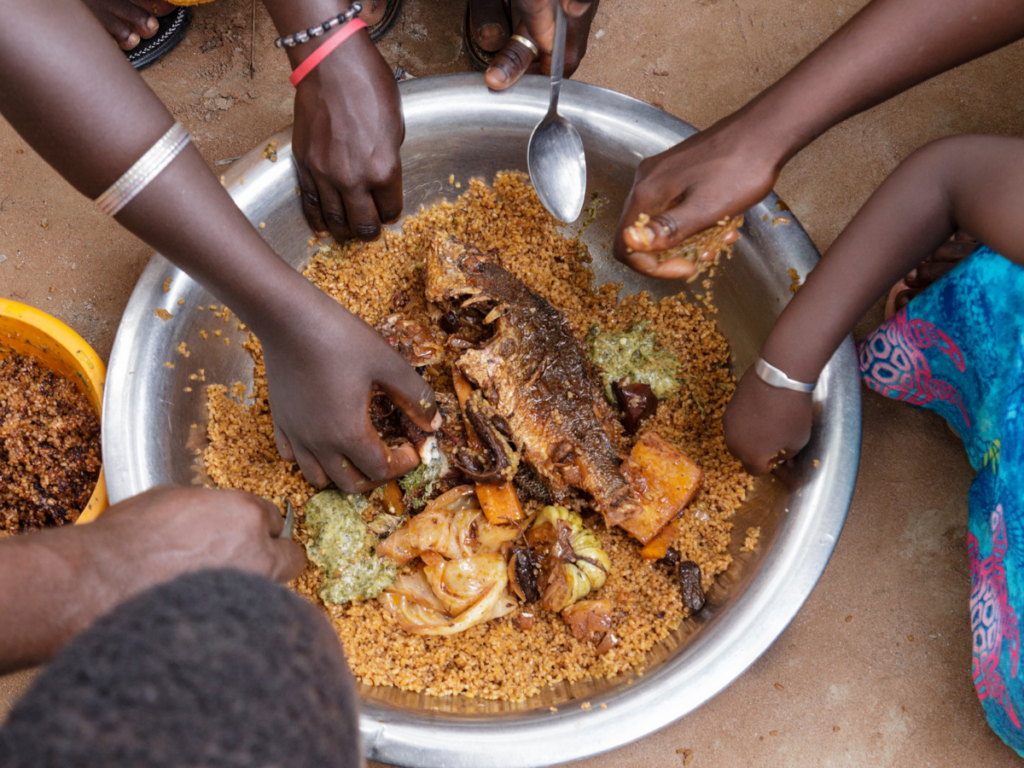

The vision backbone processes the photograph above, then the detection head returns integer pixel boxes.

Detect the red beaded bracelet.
[289,18,368,87]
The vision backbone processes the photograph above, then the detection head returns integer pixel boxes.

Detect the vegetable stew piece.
[584,320,681,403]
[677,560,706,613]
[639,516,684,561]
[378,485,518,565]
[527,505,611,612]
[508,546,542,602]
[612,379,658,434]
[619,431,704,544]
[382,479,406,516]
[303,490,397,604]
[475,481,524,525]
[561,598,614,643]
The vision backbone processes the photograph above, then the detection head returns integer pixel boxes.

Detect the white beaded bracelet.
[94,122,192,217]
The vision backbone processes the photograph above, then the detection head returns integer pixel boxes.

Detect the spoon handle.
[548,0,567,115]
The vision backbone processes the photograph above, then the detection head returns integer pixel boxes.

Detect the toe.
[357,0,388,28]
[101,13,143,49]
[114,1,160,39]
[469,0,510,53]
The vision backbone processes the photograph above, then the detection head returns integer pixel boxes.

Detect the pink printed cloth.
[860,246,1024,755]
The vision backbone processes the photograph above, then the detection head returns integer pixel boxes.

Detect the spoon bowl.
[526,2,587,222]
[527,114,586,222]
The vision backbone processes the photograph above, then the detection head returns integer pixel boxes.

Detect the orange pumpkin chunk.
[639,517,685,561]
[619,432,703,544]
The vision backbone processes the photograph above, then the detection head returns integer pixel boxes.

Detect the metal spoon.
[282,499,295,540]
[527,0,586,223]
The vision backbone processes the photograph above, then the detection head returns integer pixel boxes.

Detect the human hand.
[722,369,813,475]
[0,484,304,672]
[613,115,782,279]
[292,30,404,242]
[484,0,598,90]
[79,485,306,593]
[260,291,438,492]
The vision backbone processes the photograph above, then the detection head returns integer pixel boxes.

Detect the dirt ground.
[2,0,1024,765]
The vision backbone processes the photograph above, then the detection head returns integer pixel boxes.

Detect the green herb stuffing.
[585,320,681,402]
[398,450,444,509]
[303,490,396,605]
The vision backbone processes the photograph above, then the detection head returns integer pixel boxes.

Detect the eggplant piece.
[507,546,542,603]
[677,560,706,614]
[611,379,658,434]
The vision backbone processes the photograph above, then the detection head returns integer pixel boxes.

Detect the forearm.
[735,0,1024,168]
[0,0,329,343]
[763,135,1024,382]
[0,531,103,672]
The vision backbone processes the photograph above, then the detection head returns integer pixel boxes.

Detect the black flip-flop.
[462,0,514,72]
[366,0,403,42]
[126,6,192,70]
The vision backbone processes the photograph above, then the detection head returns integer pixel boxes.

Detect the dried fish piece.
[426,235,643,530]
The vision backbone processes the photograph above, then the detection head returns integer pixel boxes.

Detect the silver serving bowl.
[104,74,861,768]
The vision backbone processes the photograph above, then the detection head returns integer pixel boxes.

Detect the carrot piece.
[452,367,474,407]
[382,479,406,516]
[640,517,683,561]
[619,432,704,544]
[475,482,524,525]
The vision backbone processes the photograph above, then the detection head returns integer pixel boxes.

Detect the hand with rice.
[612,0,1024,280]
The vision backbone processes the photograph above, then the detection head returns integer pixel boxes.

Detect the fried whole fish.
[425,235,643,529]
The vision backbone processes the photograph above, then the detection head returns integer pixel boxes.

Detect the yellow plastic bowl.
[0,298,108,524]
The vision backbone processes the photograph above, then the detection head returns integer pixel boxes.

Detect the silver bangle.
[754,357,816,393]
[95,122,192,217]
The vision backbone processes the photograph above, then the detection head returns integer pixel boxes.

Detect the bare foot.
[886,231,980,318]
[82,0,177,50]
[357,0,390,29]
[469,0,511,54]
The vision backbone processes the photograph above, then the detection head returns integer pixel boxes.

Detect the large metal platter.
[104,73,861,768]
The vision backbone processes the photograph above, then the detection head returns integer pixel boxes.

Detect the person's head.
[0,569,363,767]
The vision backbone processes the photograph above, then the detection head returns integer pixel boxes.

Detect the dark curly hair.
[0,569,362,768]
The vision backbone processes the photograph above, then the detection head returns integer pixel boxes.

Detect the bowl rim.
[0,297,108,523]
[102,72,861,768]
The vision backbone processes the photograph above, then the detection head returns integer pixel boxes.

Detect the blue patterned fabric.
[859,246,1024,755]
